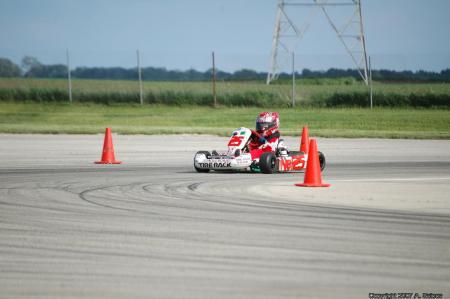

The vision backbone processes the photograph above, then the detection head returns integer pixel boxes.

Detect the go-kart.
[193,127,325,174]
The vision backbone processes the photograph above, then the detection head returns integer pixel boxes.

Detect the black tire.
[194,151,210,173]
[259,152,277,174]
[318,151,326,171]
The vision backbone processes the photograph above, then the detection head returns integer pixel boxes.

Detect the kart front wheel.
[194,151,211,173]
[259,152,277,174]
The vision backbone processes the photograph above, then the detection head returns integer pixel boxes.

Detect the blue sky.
[1,0,449,72]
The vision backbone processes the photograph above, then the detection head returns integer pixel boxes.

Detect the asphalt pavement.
[0,134,449,299]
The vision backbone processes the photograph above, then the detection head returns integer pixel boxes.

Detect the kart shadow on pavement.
[179,169,288,175]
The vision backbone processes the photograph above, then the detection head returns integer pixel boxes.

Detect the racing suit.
[249,129,281,160]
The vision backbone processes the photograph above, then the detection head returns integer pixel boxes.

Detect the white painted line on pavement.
[330,177,450,182]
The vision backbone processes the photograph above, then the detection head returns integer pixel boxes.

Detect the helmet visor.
[256,121,275,132]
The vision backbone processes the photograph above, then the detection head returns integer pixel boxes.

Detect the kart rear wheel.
[194,151,211,173]
[319,151,326,171]
[259,152,277,174]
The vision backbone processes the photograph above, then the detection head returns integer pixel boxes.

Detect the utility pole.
[137,50,144,106]
[369,56,373,109]
[292,51,296,107]
[212,51,217,108]
[66,49,72,103]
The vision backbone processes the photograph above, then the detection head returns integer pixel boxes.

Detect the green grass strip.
[0,102,449,139]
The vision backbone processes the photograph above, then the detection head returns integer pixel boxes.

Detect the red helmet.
[256,112,279,136]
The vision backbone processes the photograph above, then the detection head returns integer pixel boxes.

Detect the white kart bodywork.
[194,127,254,171]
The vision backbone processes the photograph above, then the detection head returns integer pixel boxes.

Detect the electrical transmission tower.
[267,0,369,85]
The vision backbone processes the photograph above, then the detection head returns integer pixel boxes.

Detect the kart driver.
[249,111,287,159]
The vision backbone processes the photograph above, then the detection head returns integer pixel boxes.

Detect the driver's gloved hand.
[259,137,267,144]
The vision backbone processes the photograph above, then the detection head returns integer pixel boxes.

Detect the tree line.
[1,56,449,82]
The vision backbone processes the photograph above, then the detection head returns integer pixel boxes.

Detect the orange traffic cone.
[95,128,121,164]
[295,139,330,187]
[300,126,309,154]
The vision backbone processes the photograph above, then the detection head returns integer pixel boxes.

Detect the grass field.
[1,78,448,138]
[0,102,448,139]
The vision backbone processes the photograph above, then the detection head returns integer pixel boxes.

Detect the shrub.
[0,88,284,107]
[310,92,450,108]
[0,87,448,108]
